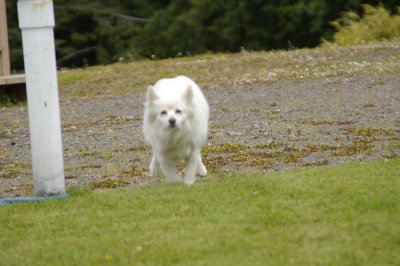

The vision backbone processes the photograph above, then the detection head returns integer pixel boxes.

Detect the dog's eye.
[175,109,182,114]
[160,110,167,115]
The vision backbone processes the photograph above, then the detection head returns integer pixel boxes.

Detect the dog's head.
[146,85,193,129]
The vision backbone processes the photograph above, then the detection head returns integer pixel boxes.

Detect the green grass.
[1,159,399,265]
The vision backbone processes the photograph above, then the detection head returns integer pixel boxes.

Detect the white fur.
[143,75,209,185]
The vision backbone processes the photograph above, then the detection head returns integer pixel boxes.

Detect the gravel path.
[1,73,400,197]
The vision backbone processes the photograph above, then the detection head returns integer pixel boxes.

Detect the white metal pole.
[17,0,65,196]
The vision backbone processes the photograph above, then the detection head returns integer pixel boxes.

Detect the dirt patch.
[1,72,400,197]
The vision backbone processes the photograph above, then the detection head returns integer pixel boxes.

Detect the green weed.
[0,162,31,179]
[302,119,355,126]
[88,177,131,189]
[344,127,399,137]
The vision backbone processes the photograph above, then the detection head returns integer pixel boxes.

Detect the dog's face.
[146,85,193,129]
[155,100,187,129]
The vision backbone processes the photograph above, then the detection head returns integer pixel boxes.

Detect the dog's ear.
[146,85,159,102]
[182,85,193,104]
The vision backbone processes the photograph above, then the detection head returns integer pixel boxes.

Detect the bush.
[326,4,400,46]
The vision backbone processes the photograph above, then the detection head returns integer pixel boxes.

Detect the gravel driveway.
[1,72,399,197]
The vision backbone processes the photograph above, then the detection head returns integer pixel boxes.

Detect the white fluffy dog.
[143,76,209,185]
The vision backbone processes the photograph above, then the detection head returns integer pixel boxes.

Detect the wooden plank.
[0,0,11,76]
[0,1,25,89]
[0,74,25,85]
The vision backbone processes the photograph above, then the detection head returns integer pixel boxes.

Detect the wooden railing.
[0,0,25,85]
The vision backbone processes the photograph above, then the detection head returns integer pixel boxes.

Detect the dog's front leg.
[184,153,198,185]
[160,160,182,183]
[149,155,161,177]
[196,154,208,177]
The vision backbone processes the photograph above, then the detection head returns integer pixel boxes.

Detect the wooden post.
[0,0,11,76]
[17,0,65,196]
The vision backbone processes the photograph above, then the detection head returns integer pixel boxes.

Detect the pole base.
[0,193,68,205]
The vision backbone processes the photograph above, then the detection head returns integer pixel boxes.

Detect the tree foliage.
[5,0,399,69]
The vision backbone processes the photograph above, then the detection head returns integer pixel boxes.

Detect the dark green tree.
[6,0,400,69]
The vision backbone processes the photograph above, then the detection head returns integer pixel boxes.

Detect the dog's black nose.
[169,117,176,126]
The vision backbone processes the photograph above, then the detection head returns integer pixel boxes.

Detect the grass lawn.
[1,159,399,265]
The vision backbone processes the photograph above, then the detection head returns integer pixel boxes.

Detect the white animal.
[143,76,209,185]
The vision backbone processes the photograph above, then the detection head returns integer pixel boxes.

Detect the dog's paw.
[196,164,208,177]
[184,177,196,186]
[149,167,161,177]
[149,161,161,177]
[167,174,183,183]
